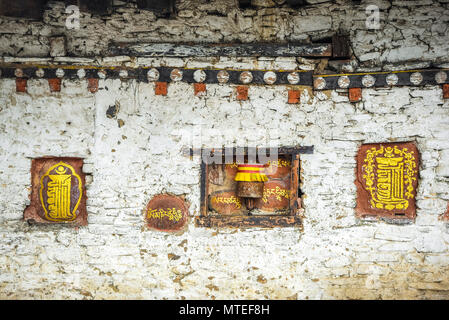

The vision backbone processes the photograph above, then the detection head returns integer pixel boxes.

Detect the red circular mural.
[145,194,189,232]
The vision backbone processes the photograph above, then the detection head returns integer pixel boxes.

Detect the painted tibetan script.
[145,194,188,232]
[24,158,87,225]
[356,143,419,219]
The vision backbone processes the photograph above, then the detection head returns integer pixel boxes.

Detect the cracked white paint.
[0,0,449,300]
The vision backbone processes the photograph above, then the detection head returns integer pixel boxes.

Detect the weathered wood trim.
[181,146,314,158]
[0,64,314,86]
[195,215,302,228]
[136,0,176,17]
[1,63,447,90]
[197,147,305,223]
[200,161,209,217]
[290,153,300,216]
[0,0,46,20]
[108,42,333,57]
[314,69,449,90]
[332,35,351,59]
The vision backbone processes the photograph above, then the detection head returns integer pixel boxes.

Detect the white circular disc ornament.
[314,77,326,90]
[410,72,423,85]
[56,68,65,78]
[170,69,183,82]
[362,74,375,87]
[287,72,300,84]
[263,71,277,84]
[435,71,447,84]
[77,69,86,79]
[338,76,350,88]
[386,74,398,86]
[147,68,160,82]
[239,71,253,84]
[193,70,206,83]
[35,68,45,78]
[217,70,229,84]
[15,68,24,78]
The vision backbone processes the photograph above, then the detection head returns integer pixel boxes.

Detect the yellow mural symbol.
[40,162,82,222]
[211,196,242,209]
[147,208,183,222]
[262,186,289,203]
[362,146,417,211]
[266,159,291,168]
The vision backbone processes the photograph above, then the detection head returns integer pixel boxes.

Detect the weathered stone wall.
[0,0,449,300]
[0,0,449,70]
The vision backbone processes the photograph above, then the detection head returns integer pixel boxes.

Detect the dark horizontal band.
[1,64,448,89]
[313,69,449,90]
[0,65,313,86]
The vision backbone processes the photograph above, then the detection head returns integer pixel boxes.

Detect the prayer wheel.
[234,163,268,211]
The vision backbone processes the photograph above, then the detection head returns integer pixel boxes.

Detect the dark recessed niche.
[194,147,307,229]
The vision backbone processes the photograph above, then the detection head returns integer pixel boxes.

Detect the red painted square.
[155,82,168,96]
[355,142,419,221]
[194,83,206,96]
[16,78,27,93]
[23,157,88,226]
[443,84,449,99]
[288,90,300,104]
[48,78,61,92]
[349,87,362,102]
[236,85,248,101]
[87,78,98,93]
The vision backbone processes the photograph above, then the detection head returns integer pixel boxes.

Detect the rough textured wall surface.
[0,0,448,70]
[1,71,449,299]
[0,0,449,300]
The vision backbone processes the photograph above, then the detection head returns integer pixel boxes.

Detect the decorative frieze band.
[313,69,449,90]
[0,65,313,86]
[1,65,448,90]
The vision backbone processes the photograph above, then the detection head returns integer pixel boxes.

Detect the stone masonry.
[0,0,448,299]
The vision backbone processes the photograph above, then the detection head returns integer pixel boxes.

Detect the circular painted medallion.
[263,71,277,84]
[145,194,189,232]
[193,69,207,83]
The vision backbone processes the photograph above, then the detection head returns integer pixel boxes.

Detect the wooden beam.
[195,215,302,228]
[238,0,252,9]
[286,0,307,8]
[65,0,113,15]
[181,146,314,158]
[79,0,112,16]
[0,0,46,20]
[109,42,332,57]
[136,0,175,17]
[332,34,351,59]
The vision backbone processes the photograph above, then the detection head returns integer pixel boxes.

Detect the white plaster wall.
[0,0,449,300]
[0,72,449,299]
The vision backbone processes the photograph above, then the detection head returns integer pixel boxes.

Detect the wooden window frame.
[192,147,310,228]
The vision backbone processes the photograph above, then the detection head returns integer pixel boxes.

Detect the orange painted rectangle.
[236,85,248,100]
[443,84,449,99]
[155,82,168,96]
[48,78,61,92]
[16,78,27,93]
[87,78,98,93]
[194,83,206,96]
[349,87,362,102]
[288,90,300,104]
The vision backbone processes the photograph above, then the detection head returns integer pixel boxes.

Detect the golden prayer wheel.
[234,163,268,211]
